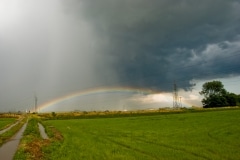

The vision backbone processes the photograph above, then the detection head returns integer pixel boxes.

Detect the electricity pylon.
[173,82,179,108]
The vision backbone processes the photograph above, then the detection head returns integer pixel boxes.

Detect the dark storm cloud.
[1,0,240,112]
[64,0,240,91]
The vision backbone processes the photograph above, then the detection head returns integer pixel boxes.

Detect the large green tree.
[199,80,238,108]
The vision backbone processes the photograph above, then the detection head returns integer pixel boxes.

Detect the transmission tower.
[173,82,179,108]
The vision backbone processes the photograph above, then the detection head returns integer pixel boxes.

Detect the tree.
[201,94,227,108]
[225,93,237,106]
[199,81,226,98]
[52,112,56,117]
[237,95,240,106]
[199,80,237,108]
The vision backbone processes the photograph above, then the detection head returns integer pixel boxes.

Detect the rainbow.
[37,86,161,112]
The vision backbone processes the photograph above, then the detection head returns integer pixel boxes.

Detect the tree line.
[199,80,240,108]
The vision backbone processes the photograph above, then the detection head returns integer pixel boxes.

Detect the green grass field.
[0,117,25,146]
[0,118,16,130]
[42,109,240,160]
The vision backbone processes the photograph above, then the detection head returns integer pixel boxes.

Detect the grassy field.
[41,109,240,160]
[0,117,26,146]
[0,118,16,130]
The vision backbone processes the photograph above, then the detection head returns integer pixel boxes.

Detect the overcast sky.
[0,0,240,112]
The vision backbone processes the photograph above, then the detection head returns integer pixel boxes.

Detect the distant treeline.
[37,107,240,120]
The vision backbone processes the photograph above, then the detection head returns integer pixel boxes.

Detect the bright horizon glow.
[37,86,161,112]
[36,86,199,113]
[29,76,240,112]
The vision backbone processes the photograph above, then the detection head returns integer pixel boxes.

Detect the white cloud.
[137,93,173,104]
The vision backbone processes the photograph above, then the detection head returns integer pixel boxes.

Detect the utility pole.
[173,82,179,108]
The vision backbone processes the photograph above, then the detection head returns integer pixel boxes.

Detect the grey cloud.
[63,0,240,90]
[1,0,240,112]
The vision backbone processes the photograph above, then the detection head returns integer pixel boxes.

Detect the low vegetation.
[38,108,240,160]
[0,116,25,146]
[13,117,49,160]
[5,108,239,159]
[38,108,186,120]
[0,118,16,130]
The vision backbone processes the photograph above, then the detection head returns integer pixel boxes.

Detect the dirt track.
[0,122,27,160]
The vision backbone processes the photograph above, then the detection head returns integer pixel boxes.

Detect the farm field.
[0,118,16,130]
[42,109,240,160]
[0,116,25,147]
